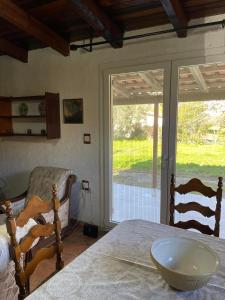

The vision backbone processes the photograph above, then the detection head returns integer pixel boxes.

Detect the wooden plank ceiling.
[0,0,224,62]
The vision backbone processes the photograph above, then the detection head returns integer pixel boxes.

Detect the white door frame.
[101,61,172,228]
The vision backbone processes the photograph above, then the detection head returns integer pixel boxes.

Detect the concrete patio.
[112,183,225,239]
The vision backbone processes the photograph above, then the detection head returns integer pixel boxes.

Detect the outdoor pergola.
[112,62,225,188]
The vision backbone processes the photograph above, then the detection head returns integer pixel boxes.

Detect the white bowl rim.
[150,236,220,277]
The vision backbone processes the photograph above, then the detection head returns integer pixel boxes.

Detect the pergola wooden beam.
[0,0,69,56]
[160,0,188,37]
[69,0,123,48]
[189,66,208,93]
[0,38,28,62]
[139,72,162,91]
[112,81,130,98]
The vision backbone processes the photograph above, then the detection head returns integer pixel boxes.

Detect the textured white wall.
[0,16,225,226]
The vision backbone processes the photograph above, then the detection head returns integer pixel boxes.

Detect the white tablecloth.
[26,220,225,300]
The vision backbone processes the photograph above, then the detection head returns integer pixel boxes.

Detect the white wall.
[0,15,225,226]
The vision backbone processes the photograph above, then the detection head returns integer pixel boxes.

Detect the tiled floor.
[30,224,105,291]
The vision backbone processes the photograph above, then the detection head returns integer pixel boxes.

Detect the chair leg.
[26,278,30,296]
[18,285,28,300]
[24,249,32,295]
[56,254,64,271]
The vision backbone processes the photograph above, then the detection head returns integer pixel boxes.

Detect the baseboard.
[61,218,78,239]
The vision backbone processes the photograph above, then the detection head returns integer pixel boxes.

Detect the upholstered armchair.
[0,166,76,238]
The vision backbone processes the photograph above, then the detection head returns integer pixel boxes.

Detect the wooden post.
[152,103,159,188]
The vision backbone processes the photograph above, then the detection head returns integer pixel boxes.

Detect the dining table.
[26,219,225,300]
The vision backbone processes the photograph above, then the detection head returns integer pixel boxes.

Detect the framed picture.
[63,98,83,124]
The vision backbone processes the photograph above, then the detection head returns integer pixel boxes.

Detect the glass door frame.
[168,54,225,223]
[102,61,172,228]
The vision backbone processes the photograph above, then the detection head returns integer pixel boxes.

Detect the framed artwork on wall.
[63,98,83,124]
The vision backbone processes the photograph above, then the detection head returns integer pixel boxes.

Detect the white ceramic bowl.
[150,237,219,291]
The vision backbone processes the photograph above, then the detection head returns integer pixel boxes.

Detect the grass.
[113,139,225,178]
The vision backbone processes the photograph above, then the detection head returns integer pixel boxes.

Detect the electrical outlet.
[81,180,90,191]
[83,133,91,144]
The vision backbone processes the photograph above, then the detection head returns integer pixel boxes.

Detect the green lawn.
[113,139,225,178]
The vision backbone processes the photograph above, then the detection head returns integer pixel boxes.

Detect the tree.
[113,104,153,139]
[177,100,225,145]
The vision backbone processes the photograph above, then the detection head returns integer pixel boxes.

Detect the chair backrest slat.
[18,224,55,255]
[23,245,61,284]
[174,220,214,236]
[175,202,215,218]
[170,174,223,237]
[16,196,52,227]
[5,184,64,300]
[175,178,216,197]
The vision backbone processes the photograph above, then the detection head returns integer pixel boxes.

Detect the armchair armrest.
[0,191,27,214]
[8,191,27,203]
[61,175,76,205]
[0,203,5,214]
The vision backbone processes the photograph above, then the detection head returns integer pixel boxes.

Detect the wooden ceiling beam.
[69,0,123,48]
[160,0,188,37]
[0,38,28,62]
[0,0,69,56]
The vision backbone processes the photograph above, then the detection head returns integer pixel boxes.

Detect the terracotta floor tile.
[30,226,105,292]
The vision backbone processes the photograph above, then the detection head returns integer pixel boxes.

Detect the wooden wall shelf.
[0,92,60,139]
[11,133,47,137]
[0,115,46,119]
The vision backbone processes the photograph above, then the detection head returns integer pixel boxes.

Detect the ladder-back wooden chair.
[170,174,223,237]
[5,185,64,300]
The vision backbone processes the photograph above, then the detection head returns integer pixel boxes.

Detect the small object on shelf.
[38,101,46,116]
[41,129,46,135]
[0,93,60,139]
[19,102,28,116]
[0,129,12,135]
[27,129,32,135]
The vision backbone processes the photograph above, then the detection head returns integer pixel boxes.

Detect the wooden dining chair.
[170,174,223,237]
[5,185,64,300]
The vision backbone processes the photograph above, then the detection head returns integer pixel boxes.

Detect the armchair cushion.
[2,167,75,231]
[26,167,72,203]
[25,166,75,230]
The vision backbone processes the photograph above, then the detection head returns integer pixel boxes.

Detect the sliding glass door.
[103,62,171,226]
[103,55,225,235]
[170,58,225,238]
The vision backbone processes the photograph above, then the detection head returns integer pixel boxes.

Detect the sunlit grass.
[113,139,225,178]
